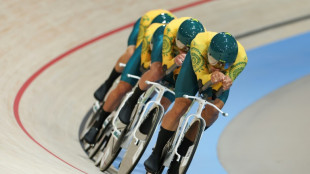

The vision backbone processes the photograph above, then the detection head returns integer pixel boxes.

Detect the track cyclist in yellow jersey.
[118,17,205,127]
[84,10,176,144]
[93,9,175,102]
[144,32,248,174]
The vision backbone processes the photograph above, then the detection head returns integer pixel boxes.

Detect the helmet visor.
[175,37,189,52]
[208,53,233,70]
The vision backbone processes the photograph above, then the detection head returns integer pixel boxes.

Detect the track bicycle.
[79,63,125,159]
[117,75,175,174]
[98,74,174,173]
[149,94,228,174]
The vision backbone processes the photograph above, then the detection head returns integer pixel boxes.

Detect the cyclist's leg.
[167,93,229,173]
[165,56,201,173]
[161,93,174,112]
[139,62,165,89]
[112,18,141,72]
[199,89,229,130]
[93,18,140,101]
[102,81,133,112]
[110,18,141,73]
[85,45,142,144]
[162,54,198,131]
[144,54,198,172]
[114,45,136,72]
[169,85,230,173]
[85,83,133,144]
[119,24,167,123]
[119,61,165,125]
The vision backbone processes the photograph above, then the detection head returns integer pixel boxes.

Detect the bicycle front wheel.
[175,118,205,174]
[118,106,163,173]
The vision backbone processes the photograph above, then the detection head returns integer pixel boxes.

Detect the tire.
[79,108,97,141]
[87,121,112,159]
[175,118,204,174]
[79,102,103,140]
[118,106,162,174]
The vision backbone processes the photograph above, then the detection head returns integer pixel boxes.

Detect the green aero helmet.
[209,32,238,69]
[177,18,205,47]
[151,13,175,24]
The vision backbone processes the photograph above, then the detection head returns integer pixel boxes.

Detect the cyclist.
[118,18,205,126]
[84,13,176,144]
[93,9,175,102]
[144,32,248,173]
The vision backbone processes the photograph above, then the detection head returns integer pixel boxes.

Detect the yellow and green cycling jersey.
[140,23,166,70]
[190,31,248,90]
[161,17,192,76]
[136,9,175,47]
[121,23,167,86]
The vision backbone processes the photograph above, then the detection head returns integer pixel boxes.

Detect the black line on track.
[235,14,310,39]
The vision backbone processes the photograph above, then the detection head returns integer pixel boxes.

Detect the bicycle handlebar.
[127,74,175,95]
[183,95,228,117]
[145,81,175,95]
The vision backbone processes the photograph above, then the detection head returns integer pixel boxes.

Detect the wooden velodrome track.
[1,0,310,173]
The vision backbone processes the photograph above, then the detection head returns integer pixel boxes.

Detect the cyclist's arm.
[140,33,152,70]
[162,26,176,70]
[150,26,165,63]
[211,43,247,92]
[189,38,212,88]
[225,43,248,82]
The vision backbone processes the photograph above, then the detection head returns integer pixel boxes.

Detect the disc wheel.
[99,120,127,172]
[173,119,204,174]
[79,106,99,141]
[87,121,113,159]
[118,106,162,173]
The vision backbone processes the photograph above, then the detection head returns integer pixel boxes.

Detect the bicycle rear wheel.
[99,120,127,171]
[118,106,163,173]
[176,118,205,174]
[87,120,112,159]
[79,106,99,140]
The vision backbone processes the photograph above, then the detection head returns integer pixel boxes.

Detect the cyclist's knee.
[201,105,220,127]
[160,97,172,111]
[170,98,191,118]
[125,45,135,58]
[116,46,136,71]
[150,62,164,79]
[115,81,132,95]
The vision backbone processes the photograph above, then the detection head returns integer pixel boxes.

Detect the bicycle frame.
[131,80,175,145]
[120,83,157,148]
[163,94,228,167]
[121,74,175,148]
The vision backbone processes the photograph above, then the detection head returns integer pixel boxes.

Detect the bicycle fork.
[132,81,175,145]
[165,95,228,165]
